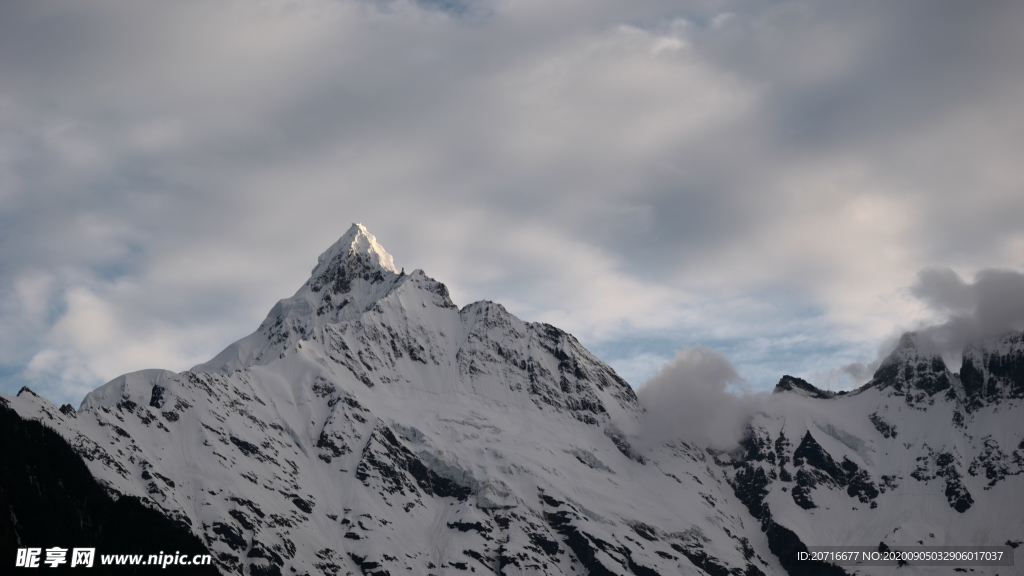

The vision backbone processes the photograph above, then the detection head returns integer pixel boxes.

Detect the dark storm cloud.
[1,0,1023,404]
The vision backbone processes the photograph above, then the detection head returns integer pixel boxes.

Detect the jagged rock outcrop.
[961,331,1024,410]
[867,332,955,405]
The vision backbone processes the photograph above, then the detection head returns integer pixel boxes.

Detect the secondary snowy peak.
[858,329,1024,412]
[866,332,955,401]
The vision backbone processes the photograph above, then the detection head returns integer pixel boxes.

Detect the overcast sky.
[2,0,1024,406]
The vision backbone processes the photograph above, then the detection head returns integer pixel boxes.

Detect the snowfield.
[5,224,1023,575]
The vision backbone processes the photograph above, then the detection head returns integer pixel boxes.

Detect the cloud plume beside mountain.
[636,347,764,450]
[913,267,1024,362]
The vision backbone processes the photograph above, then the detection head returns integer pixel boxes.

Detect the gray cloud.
[911,267,975,315]
[2,0,1024,404]
[636,347,762,450]
[840,360,880,384]
[912,267,1024,362]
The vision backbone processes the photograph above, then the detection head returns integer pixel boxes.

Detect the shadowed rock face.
[0,399,219,576]
[961,331,1024,410]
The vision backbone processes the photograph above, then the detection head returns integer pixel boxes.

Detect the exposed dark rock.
[911,449,974,512]
[447,521,492,538]
[630,522,658,542]
[228,496,266,519]
[625,552,661,576]
[868,413,897,439]
[0,402,219,575]
[731,462,770,519]
[766,516,848,576]
[248,540,285,567]
[249,563,282,576]
[792,432,844,482]
[967,437,1024,489]
[961,331,1024,410]
[543,503,619,576]
[671,543,732,576]
[787,432,879,508]
[791,470,817,510]
[774,376,834,399]
[878,542,907,567]
[355,425,471,501]
[230,435,267,461]
[291,497,314,514]
[211,521,246,552]
[228,509,257,531]
[528,532,560,556]
[349,552,391,576]
[604,426,646,464]
[867,333,952,405]
[150,385,166,408]
[846,468,880,503]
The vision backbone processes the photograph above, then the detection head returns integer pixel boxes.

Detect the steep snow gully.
[5,224,1023,575]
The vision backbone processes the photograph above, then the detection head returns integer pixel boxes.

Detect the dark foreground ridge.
[0,396,220,575]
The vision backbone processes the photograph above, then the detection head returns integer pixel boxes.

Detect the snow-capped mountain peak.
[5,228,1023,576]
[314,222,398,276]
[868,331,955,401]
[190,225,409,374]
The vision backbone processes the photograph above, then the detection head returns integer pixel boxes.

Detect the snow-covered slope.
[721,334,1024,575]
[5,224,1023,576]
